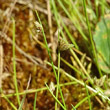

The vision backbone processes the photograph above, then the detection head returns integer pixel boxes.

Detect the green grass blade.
[45,83,66,110]
[3,81,77,98]
[60,57,85,78]
[101,0,105,16]
[85,84,92,110]
[55,31,66,109]
[64,0,87,29]
[12,18,20,106]
[2,93,17,110]
[35,10,58,81]
[75,93,97,109]
[33,92,37,110]
[18,94,26,110]
[71,104,76,110]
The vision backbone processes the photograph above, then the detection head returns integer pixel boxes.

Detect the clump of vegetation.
[0,0,110,110]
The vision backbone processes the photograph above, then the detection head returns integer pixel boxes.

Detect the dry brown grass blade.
[47,0,56,62]
[2,0,17,34]
[0,45,3,88]
[17,0,48,15]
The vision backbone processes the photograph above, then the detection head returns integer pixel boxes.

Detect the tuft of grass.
[46,61,110,102]
[2,1,110,109]
[51,0,93,84]
[82,0,107,89]
[35,10,66,109]
[57,0,88,41]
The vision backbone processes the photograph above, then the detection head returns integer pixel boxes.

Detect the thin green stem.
[35,11,58,80]
[101,0,105,16]
[33,92,37,110]
[60,57,86,78]
[2,93,17,110]
[71,104,76,110]
[1,88,17,110]
[70,49,93,84]
[2,81,77,98]
[56,44,66,109]
[85,84,92,110]
[95,0,99,21]
[12,18,20,106]
[75,93,97,109]
[46,83,66,110]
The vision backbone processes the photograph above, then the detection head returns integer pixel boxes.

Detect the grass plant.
[1,0,110,109]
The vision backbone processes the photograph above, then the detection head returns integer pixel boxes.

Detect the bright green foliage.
[93,15,110,73]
